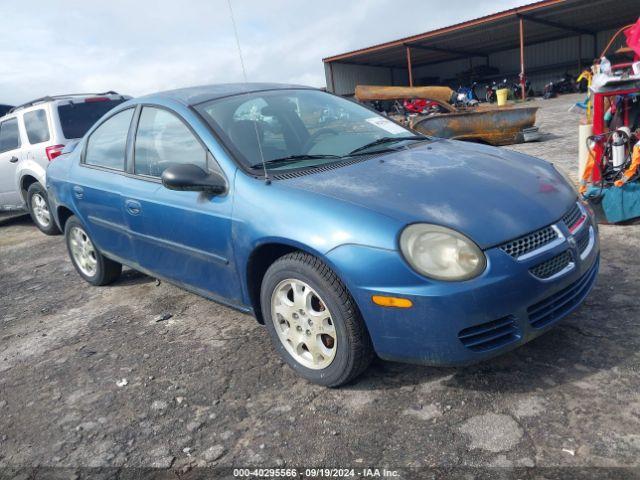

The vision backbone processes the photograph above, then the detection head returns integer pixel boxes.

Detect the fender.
[237,236,331,306]
[16,160,47,200]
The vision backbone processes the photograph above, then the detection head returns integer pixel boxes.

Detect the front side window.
[84,108,134,170]
[134,107,206,177]
[196,89,416,172]
[24,109,50,144]
[0,118,21,153]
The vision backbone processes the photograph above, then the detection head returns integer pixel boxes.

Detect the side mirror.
[161,164,226,195]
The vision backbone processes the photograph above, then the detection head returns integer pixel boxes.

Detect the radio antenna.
[226,0,270,184]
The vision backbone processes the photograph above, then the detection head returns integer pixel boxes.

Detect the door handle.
[73,186,84,199]
[125,199,141,216]
[9,156,18,163]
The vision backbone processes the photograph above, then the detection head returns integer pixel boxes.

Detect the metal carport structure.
[323,0,639,97]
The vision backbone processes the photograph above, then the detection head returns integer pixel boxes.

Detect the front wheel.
[64,215,122,286]
[27,182,60,235]
[261,252,374,387]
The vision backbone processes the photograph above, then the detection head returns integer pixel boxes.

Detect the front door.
[0,117,24,210]
[122,106,240,304]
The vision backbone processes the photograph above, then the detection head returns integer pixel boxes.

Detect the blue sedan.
[46,83,599,386]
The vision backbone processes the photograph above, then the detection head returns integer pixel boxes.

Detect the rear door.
[71,107,136,261]
[121,105,240,303]
[0,117,24,209]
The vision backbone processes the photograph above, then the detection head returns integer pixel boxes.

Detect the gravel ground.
[1,94,639,477]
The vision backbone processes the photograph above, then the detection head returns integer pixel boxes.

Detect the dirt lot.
[1,94,640,476]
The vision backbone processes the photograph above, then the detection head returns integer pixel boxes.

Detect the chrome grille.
[529,250,572,279]
[576,228,590,255]
[562,203,583,231]
[499,226,558,258]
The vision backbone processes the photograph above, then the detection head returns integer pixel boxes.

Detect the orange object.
[579,143,597,195]
[371,295,413,308]
[615,142,640,187]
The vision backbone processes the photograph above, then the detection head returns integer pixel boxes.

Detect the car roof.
[146,83,316,106]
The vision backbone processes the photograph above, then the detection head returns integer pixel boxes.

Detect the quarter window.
[84,108,134,170]
[0,118,21,153]
[24,109,51,144]
[134,107,206,177]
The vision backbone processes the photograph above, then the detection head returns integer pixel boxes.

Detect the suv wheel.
[261,252,374,387]
[27,183,60,235]
[64,215,122,286]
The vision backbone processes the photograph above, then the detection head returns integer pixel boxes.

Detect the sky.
[1,0,531,105]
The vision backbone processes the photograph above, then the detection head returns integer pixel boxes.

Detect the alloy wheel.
[31,193,51,227]
[69,226,98,277]
[271,278,337,370]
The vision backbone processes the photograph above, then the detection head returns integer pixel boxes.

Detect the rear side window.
[58,100,125,139]
[0,118,21,153]
[134,107,206,177]
[84,109,134,171]
[24,109,50,144]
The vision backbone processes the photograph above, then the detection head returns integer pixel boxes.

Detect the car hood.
[282,140,576,249]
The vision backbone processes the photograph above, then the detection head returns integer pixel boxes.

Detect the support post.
[406,46,413,87]
[578,35,582,72]
[329,62,335,93]
[519,17,526,101]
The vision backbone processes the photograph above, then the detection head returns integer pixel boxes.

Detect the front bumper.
[326,210,600,366]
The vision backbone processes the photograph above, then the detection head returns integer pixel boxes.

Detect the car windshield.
[195,89,420,171]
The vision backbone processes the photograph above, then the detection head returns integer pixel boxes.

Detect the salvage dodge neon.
[46,84,599,386]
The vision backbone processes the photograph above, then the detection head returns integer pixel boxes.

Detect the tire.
[64,215,122,286]
[261,251,374,387]
[27,182,60,235]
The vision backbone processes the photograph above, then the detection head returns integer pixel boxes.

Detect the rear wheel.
[64,216,122,286]
[261,252,374,387]
[27,183,60,235]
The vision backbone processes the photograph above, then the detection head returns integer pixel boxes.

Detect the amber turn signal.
[371,295,413,308]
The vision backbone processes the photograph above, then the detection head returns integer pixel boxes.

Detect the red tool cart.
[580,21,640,224]
[591,82,640,183]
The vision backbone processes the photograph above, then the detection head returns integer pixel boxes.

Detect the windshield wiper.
[348,135,428,156]
[250,154,343,170]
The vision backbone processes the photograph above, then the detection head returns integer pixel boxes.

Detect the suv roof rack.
[8,91,123,114]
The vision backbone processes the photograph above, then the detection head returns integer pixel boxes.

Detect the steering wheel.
[302,127,339,153]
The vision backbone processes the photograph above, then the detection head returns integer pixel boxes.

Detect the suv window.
[84,108,134,170]
[0,118,21,153]
[24,109,50,144]
[58,100,126,139]
[134,107,206,177]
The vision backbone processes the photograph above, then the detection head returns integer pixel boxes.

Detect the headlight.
[400,224,486,281]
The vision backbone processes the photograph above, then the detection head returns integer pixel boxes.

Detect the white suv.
[0,92,129,234]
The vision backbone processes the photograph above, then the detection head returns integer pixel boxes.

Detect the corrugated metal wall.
[324,63,408,96]
[326,27,621,96]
